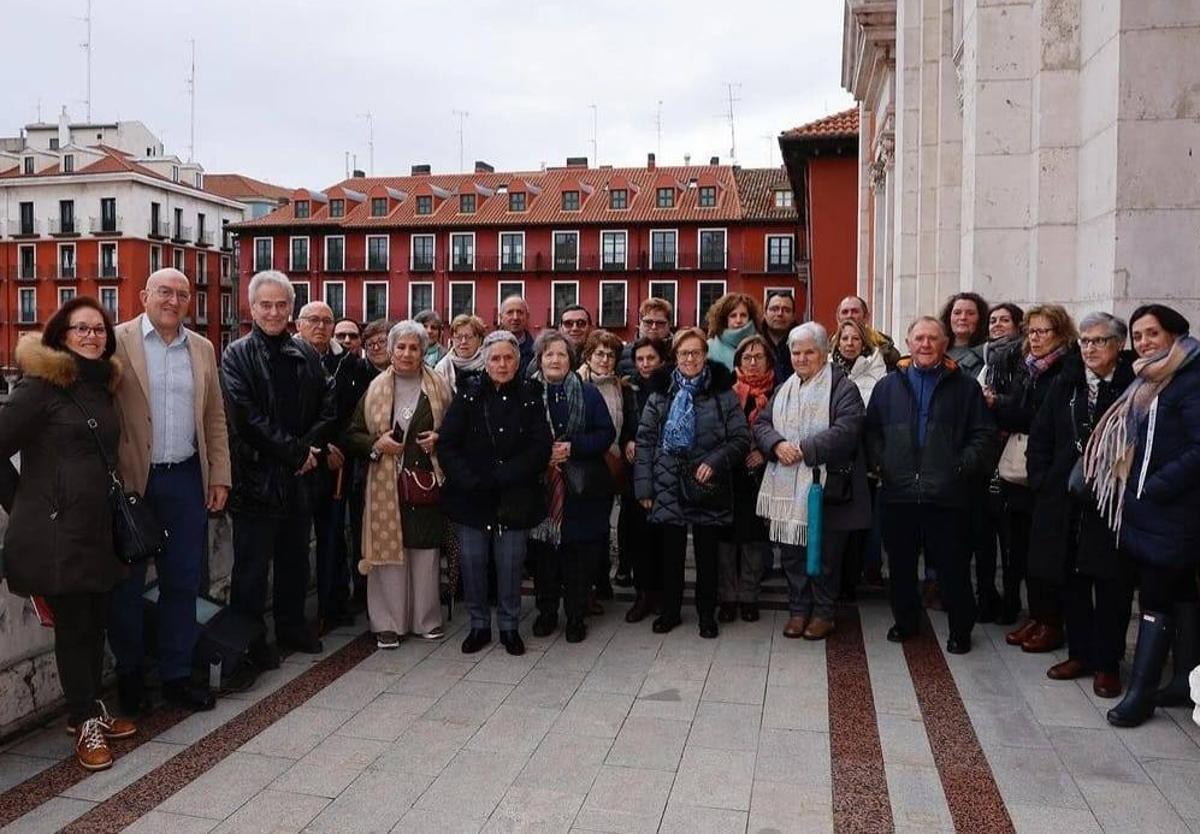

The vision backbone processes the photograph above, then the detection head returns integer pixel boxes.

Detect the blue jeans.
[456,524,527,631]
[108,456,208,682]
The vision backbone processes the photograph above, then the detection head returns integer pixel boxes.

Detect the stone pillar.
[934,0,963,306]
[891,0,925,333]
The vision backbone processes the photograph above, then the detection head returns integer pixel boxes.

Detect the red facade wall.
[807,156,859,331]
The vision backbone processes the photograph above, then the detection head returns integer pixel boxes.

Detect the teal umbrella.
[807,467,823,576]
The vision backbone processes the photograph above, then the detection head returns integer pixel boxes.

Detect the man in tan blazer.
[110,267,231,714]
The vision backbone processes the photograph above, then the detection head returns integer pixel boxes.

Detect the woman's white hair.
[247,270,295,307]
[1078,311,1128,343]
[388,320,428,354]
[481,329,519,359]
[787,321,829,352]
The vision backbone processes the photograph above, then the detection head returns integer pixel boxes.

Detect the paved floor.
[2,596,1200,833]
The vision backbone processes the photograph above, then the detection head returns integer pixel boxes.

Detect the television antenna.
[588,104,598,165]
[187,39,197,162]
[724,82,741,164]
[358,112,374,175]
[655,100,663,156]
[79,0,93,121]
[452,109,469,172]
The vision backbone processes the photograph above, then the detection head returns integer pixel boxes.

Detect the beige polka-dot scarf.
[358,365,450,575]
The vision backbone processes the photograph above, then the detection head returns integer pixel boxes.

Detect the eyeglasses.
[452,332,479,343]
[153,287,191,303]
[741,352,767,364]
[365,338,387,350]
[1078,336,1116,349]
[68,324,107,338]
[590,349,616,360]
[561,319,589,329]
[676,349,705,360]
[641,317,670,329]
[300,315,334,326]
[1027,327,1055,337]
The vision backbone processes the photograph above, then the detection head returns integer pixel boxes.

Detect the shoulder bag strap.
[62,388,122,489]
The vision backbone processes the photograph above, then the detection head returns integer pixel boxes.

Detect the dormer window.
[656,187,674,208]
[460,194,476,214]
[609,189,627,210]
[195,172,203,188]
[171,165,179,182]
[416,196,433,215]
[698,186,716,208]
[774,189,794,208]
[294,200,310,218]
[23,157,34,174]
[330,199,345,218]
[561,190,580,211]
[509,192,526,212]
[63,154,75,173]
[371,197,387,217]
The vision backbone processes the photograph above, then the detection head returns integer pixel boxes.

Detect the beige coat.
[113,315,232,495]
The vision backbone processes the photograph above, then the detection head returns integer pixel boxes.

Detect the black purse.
[822,464,855,506]
[680,466,731,510]
[561,458,615,500]
[66,392,168,565]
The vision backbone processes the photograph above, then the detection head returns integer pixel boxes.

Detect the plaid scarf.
[1025,344,1070,380]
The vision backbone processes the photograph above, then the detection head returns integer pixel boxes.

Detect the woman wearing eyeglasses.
[434,314,486,394]
[0,297,134,771]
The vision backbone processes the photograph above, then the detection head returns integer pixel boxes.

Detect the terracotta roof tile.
[204,173,292,202]
[781,108,859,140]
[732,168,799,221]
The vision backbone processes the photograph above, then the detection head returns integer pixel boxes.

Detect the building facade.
[842,0,1200,335]
[204,173,291,219]
[232,158,804,339]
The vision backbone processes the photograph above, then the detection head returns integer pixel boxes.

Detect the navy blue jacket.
[547,379,616,544]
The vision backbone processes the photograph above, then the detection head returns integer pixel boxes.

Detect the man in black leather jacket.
[221,271,337,662]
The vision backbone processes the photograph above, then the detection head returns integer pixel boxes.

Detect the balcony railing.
[7,219,40,237]
[197,229,215,247]
[366,256,389,272]
[16,262,38,280]
[98,264,120,280]
[287,260,311,274]
[90,216,122,234]
[172,225,193,243]
[410,257,435,273]
[149,219,170,239]
[47,217,78,235]
[56,264,77,280]
[449,257,475,272]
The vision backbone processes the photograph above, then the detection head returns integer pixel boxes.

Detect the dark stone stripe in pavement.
[57,632,376,834]
[902,613,1015,834]
[827,604,895,834]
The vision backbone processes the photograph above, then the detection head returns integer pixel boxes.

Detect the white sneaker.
[376,631,401,649]
[418,626,446,641]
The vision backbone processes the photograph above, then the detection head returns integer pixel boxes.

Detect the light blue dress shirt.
[141,313,197,464]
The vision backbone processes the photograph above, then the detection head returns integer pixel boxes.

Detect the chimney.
[474,160,494,174]
[352,169,365,178]
[710,156,720,165]
[565,156,588,168]
[683,153,691,166]
[647,152,656,170]
[57,106,70,149]
[411,164,432,176]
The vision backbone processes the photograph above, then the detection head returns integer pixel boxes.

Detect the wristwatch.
[369,449,382,463]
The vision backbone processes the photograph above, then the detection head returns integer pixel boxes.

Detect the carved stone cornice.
[842,0,898,102]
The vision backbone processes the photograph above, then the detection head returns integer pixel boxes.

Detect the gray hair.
[500,295,529,314]
[1078,311,1128,343]
[787,321,829,352]
[532,329,576,370]
[247,270,295,306]
[482,329,519,359]
[387,320,428,354]
[414,308,442,327]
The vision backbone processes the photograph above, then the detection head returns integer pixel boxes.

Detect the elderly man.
[865,316,997,654]
[109,268,231,713]
[761,293,797,385]
[617,296,673,376]
[333,318,363,357]
[836,295,901,371]
[222,271,337,662]
[499,295,535,374]
[558,304,593,360]
[295,301,371,632]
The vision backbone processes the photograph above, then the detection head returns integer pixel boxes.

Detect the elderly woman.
[706,292,762,371]
[990,305,1079,650]
[527,332,616,643]
[434,313,486,393]
[717,334,777,623]
[831,319,887,407]
[439,331,552,656]
[578,329,638,591]
[0,298,135,771]
[940,292,989,379]
[635,327,750,637]
[362,319,393,376]
[1089,305,1200,727]
[415,309,447,367]
[1027,313,1135,699]
[754,323,868,639]
[344,321,452,648]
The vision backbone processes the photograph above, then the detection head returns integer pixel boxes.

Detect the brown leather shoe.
[1021,623,1065,653]
[1093,671,1122,699]
[783,615,809,639]
[75,719,113,771]
[803,617,836,641]
[1046,658,1090,680]
[66,701,137,740]
[1005,619,1039,646]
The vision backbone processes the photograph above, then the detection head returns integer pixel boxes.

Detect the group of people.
[2,267,1197,773]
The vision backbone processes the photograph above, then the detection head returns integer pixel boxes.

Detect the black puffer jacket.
[634,362,750,526]
[221,326,337,516]
[438,374,552,531]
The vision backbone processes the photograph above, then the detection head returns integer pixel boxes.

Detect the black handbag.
[680,464,731,510]
[822,464,855,506]
[66,392,168,565]
[561,458,615,500]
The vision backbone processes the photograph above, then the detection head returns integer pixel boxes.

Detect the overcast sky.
[5,0,854,188]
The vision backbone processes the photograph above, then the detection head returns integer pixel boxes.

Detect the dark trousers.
[347,464,368,600]
[108,456,208,682]
[1065,571,1135,674]
[967,481,999,601]
[46,592,107,725]
[1001,490,1031,612]
[1139,563,1200,612]
[457,524,527,631]
[781,530,849,620]
[1027,577,1063,626]
[312,473,350,620]
[620,495,662,593]
[532,538,601,621]
[231,496,312,639]
[882,503,976,638]
[660,523,721,621]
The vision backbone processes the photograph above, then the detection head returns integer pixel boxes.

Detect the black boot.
[1108,611,1173,728]
[1157,602,1200,707]
[117,671,152,717]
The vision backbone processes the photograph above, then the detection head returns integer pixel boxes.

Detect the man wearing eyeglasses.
[333,318,363,357]
[617,296,674,376]
[558,304,593,363]
[110,268,232,715]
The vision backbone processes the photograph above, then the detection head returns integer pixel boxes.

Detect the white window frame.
[290,281,311,314]
[599,230,628,270]
[366,234,390,271]
[497,280,525,313]
[648,280,679,326]
[695,280,728,328]
[597,280,628,329]
[410,234,436,272]
[498,231,526,271]
[99,240,118,279]
[764,234,796,272]
[650,229,678,269]
[322,280,347,318]
[449,281,476,318]
[99,286,119,318]
[697,228,728,270]
[253,236,273,271]
[551,230,580,271]
[58,286,77,306]
[289,235,310,271]
[57,242,76,279]
[18,287,37,323]
[773,189,794,209]
[324,235,345,271]
[449,232,476,271]
[408,281,435,317]
[196,289,208,324]
[150,244,161,273]
[196,250,207,285]
[363,281,390,321]
[173,248,185,273]
[550,280,580,327]
[221,255,231,279]
[220,291,233,323]
[18,244,36,279]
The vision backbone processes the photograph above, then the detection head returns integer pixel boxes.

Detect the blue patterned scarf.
[662,366,708,453]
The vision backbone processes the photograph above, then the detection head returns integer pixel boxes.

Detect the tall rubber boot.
[1108,611,1173,728]
[1156,602,1200,707]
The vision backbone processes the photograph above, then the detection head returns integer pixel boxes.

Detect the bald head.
[141,267,191,338]
[296,301,335,351]
[500,295,529,336]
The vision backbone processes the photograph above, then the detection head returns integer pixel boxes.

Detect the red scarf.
[734,367,775,425]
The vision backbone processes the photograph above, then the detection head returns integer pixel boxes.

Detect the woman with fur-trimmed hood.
[0,298,134,772]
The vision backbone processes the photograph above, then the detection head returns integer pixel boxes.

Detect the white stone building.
[842,0,1200,335]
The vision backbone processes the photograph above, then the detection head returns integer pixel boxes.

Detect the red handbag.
[398,467,440,506]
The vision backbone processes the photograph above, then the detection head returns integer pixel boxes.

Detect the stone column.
[891,0,924,333]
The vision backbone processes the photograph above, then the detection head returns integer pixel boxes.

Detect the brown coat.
[112,315,231,495]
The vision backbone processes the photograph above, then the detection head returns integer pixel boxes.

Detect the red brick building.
[232,157,805,339]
